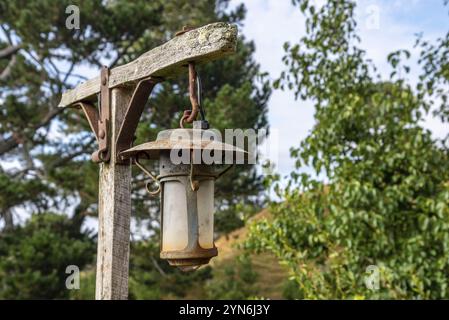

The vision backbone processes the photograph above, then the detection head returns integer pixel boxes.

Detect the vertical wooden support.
[95,87,133,300]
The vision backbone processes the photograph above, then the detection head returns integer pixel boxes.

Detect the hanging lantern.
[120,122,246,271]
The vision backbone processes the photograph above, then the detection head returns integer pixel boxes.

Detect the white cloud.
[232,0,315,177]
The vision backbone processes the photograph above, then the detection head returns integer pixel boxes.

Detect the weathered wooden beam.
[59,22,237,107]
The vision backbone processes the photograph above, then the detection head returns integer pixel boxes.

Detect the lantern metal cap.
[119,128,248,161]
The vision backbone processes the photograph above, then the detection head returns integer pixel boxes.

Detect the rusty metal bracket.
[90,66,111,163]
[116,77,161,164]
[74,66,110,163]
[75,68,160,164]
[77,102,99,141]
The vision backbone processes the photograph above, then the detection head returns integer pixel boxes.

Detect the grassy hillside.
[184,209,289,299]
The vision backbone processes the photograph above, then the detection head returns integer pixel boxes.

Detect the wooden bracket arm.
[76,102,99,142]
[76,75,161,164]
[115,77,161,164]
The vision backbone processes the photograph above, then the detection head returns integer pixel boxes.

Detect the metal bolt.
[175,25,195,37]
[99,129,105,139]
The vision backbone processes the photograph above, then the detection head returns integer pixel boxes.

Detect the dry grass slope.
[210,209,288,299]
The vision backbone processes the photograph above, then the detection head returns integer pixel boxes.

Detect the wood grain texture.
[95,87,133,300]
[59,22,237,107]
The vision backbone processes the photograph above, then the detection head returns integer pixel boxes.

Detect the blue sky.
[230,0,449,179]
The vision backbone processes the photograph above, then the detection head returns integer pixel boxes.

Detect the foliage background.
[246,0,449,299]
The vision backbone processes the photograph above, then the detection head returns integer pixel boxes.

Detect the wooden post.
[96,87,133,299]
[59,22,237,300]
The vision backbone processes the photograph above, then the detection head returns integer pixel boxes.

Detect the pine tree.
[0,0,269,233]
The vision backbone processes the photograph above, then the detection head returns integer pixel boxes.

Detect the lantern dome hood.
[120,127,249,271]
[120,128,248,162]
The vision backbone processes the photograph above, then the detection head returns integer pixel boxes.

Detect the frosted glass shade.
[162,181,188,251]
[197,179,215,249]
[161,178,215,252]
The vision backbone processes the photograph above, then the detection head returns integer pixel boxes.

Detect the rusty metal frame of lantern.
[121,124,245,271]
[119,63,247,272]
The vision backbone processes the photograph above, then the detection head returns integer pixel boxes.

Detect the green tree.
[0,213,95,299]
[246,0,449,299]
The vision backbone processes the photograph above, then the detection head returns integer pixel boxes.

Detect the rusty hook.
[180,62,200,127]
